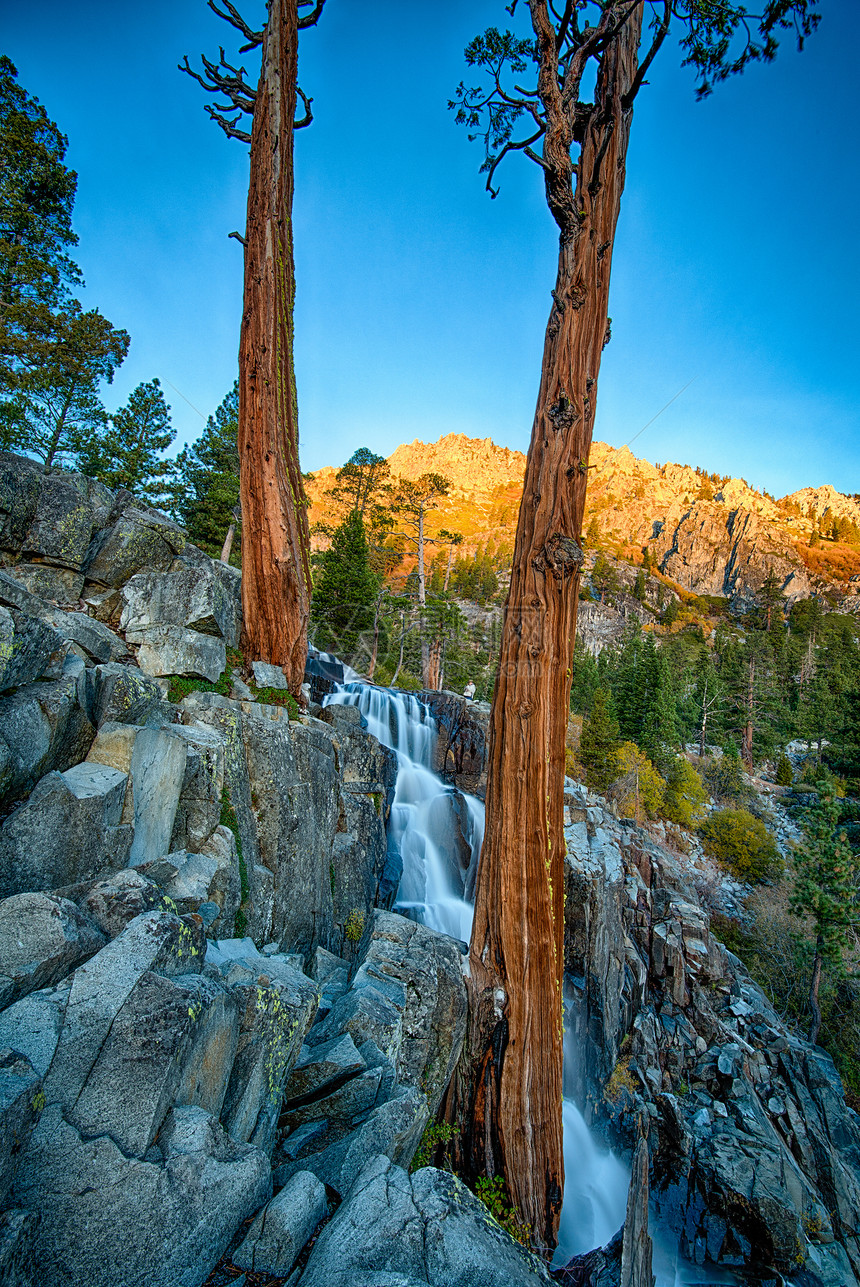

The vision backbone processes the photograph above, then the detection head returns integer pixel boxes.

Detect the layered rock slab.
[298,1154,553,1287]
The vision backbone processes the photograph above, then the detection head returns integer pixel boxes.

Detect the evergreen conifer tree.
[79,378,174,505]
[0,60,129,467]
[170,383,240,560]
[579,688,620,792]
[640,654,680,771]
[311,509,379,663]
[790,792,860,1045]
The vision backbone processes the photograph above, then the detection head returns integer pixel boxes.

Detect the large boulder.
[130,625,225,683]
[4,561,83,602]
[84,662,164,728]
[274,1085,428,1198]
[127,726,187,866]
[168,723,225,854]
[20,471,103,572]
[311,911,467,1116]
[298,1155,553,1287]
[46,609,127,665]
[151,845,239,937]
[0,906,262,1285]
[57,867,175,940]
[120,562,241,648]
[82,498,186,589]
[275,913,467,1198]
[207,941,320,1155]
[0,453,42,555]
[0,605,64,694]
[0,762,132,898]
[0,891,106,1010]
[178,693,341,951]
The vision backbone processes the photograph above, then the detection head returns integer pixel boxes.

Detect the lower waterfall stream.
[323,675,718,1286]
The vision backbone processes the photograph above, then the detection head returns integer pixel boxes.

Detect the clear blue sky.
[3,1,858,497]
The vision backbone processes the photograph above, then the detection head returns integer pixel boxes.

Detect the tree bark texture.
[238,0,311,694]
[454,2,644,1250]
[808,936,823,1045]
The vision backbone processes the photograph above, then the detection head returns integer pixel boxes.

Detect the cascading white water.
[324,681,482,942]
[322,667,720,1286]
[554,1012,630,1266]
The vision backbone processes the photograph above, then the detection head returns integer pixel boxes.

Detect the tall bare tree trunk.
[238,0,311,694]
[452,4,643,1250]
[220,506,240,563]
[742,657,756,769]
[808,934,824,1045]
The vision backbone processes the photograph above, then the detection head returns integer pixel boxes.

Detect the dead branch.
[295,86,314,129]
[208,0,264,51]
[298,0,327,28]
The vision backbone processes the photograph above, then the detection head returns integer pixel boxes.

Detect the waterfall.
[323,681,482,942]
[322,670,719,1286]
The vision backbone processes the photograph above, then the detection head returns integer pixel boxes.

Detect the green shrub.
[344,909,365,942]
[662,757,708,828]
[610,742,665,820]
[701,752,752,806]
[775,754,794,786]
[253,686,301,719]
[167,669,231,703]
[411,1121,459,1171]
[474,1176,531,1246]
[699,808,782,883]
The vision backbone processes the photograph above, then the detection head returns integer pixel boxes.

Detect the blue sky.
[3,1,858,497]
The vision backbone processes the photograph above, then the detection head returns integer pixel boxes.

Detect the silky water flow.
[323,672,722,1285]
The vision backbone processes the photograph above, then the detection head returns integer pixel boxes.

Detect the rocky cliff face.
[2,451,860,1287]
[562,779,860,1286]
[0,453,518,1287]
[307,433,860,609]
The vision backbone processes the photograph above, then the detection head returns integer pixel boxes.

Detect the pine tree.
[79,378,174,505]
[327,447,390,520]
[579,688,620,792]
[633,567,646,602]
[4,301,129,469]
[0,55,80,379]
[790,792,860,1045]
[0,60,129,468]
[311,510,379,664]
[640,654,680,772]
[170,383,240,561]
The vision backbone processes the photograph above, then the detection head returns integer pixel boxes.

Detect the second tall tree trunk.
[453,4,644,1249]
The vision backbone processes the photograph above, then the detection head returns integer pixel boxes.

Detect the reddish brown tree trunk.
[452,2,644,1250]
[238,0,311,695]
